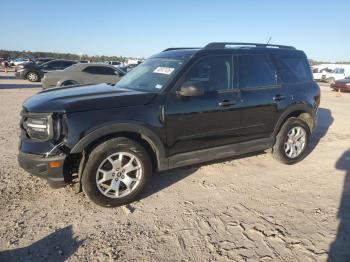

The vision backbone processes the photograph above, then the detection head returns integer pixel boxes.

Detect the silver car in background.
[41,63,125,89]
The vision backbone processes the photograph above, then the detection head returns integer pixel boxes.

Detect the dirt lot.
[0,71,349,262]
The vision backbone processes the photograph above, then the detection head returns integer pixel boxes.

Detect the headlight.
[22,115,53,141]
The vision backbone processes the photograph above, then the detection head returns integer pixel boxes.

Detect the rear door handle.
[273,95,287,101]
[218,100,237,107]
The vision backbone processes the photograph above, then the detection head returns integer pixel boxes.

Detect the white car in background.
[312,64,335,81]
[312,64,350,83]
[321,66,350,84]
[9,58,30,66]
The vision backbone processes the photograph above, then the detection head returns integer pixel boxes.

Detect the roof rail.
[163,47,200,52]
[204,42,296,50]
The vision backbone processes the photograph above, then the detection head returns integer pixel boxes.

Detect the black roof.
[154,42,306,60]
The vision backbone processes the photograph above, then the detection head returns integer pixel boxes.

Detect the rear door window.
[238,55,277,89]
[273,57,313,83]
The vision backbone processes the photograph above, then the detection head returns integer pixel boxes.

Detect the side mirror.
[178,82,204,97]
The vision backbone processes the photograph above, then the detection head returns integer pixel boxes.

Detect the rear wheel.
[272,118,310,164]
[26,71,39,82]
[82,137,151,207]
[61,80,79,87]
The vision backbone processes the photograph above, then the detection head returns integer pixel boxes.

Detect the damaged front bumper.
[18,152,66,188]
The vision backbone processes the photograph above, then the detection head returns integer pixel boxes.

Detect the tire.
[82,137,152,207]
[327,77,335,85]
[272,117,310,165]
[26,71,39,82]
[61,80,79,87]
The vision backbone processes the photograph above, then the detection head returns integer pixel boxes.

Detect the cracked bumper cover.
[18,152,66,188]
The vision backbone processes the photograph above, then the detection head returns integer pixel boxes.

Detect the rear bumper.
[18,152,66,188]
[331,85,350,92]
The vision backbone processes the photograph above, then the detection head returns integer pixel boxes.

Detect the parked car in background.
[331,77,350,92]
[106,61,128,72]
[321,65,350,84]
[127,58,143,68]
[15,59,77,82]
[9,58,30,66]
[312,64,335,81]
[106,61,122,66]
[41,63,125,89]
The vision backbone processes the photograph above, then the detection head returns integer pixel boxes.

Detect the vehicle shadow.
[0,84,41,89]
[309,107,334,153]
[0,225,83,262]
[142,151,266,200]
[328,149,350,262]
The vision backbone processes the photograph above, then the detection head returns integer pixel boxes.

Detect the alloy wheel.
[95,152,143,198]
[27,72,38,82]
[284,126,306,159]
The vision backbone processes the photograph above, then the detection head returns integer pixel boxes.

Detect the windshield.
[115,58,184,92]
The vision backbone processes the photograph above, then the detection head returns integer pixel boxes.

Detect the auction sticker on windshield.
[153,67,175,75]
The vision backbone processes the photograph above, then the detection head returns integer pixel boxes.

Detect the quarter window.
[181,56,232,92]
[239,55,277,88]
[273,57,313,82]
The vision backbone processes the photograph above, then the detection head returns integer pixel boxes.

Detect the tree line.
[1,49,348,65]
[0,49,141,62]
[309,59,350,66]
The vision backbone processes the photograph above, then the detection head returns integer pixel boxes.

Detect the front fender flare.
[70,122,168,170]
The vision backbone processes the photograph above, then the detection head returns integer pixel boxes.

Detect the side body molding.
[70,122,168,171]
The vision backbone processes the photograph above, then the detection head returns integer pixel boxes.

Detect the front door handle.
[219,100,237,107]
[273,95,287,101]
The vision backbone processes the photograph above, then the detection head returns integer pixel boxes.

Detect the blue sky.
[1,0,349,61]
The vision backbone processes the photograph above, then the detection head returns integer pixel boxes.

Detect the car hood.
[23,83,157,113]
[22,62,39,69]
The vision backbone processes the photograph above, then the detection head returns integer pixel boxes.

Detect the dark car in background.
[331,78,350,92]
[15,59,77,82]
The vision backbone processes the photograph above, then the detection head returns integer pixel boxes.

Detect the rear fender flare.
[272,104,315,137]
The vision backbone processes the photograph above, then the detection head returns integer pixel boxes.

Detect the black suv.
[15,59,77,82]
[18,42,320,207]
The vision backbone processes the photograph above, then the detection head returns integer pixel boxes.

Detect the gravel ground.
[0,71,349,262]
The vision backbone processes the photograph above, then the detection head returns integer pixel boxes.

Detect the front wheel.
[272,118,310,165]
[26,71,39,82]
[327,77,335,85]
[82,137,151,207]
